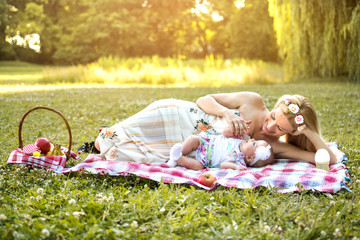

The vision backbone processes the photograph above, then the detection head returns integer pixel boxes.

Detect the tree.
[0,0,15,60]
[143,0,195,57]
[53,0,197,64]
[226,0,278,61]
[268,0,360,81]
[4,0,45,62]
[1,0,281,64]
[206,0,234,57]
[0,0,7,42]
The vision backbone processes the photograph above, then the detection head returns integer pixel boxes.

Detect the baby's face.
[241,139,268,165]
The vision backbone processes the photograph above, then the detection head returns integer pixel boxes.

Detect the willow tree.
[268,0,360,81]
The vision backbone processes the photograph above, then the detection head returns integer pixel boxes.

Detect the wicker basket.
[7,106,74,171]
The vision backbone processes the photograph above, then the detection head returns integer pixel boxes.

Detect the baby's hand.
[235,165,247,171]
[240,133,250,140]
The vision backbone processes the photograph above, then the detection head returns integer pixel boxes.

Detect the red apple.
[198,173,217,187]
[35,138,51,154]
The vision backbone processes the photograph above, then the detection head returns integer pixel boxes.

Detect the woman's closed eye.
[272,112,284,132]
[271,112,275,120]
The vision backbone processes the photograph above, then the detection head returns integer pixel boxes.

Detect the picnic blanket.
[58,142,351,193]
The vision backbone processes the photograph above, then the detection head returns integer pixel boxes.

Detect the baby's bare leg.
[181,135,200,155]
[177,136,203,170]
[167,135,200,168]
[177,156,204,170]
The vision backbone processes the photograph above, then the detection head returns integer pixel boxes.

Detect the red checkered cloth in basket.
[7,147,82,172]
[60,143,351,193]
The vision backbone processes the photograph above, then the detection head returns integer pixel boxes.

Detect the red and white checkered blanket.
[7,143,351,193]
[60,143,350,193]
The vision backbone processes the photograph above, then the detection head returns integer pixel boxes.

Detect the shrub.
[0,42,16,61]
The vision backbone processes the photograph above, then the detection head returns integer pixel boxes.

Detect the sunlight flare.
[235,0,245,9]
[6,34,41,53]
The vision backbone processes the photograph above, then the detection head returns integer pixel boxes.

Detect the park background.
[0,0,360,239]
[0,0,359,84]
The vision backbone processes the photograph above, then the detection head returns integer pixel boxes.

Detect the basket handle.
[18,106,72,160]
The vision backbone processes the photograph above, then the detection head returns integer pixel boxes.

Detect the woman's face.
[262,107,295,137]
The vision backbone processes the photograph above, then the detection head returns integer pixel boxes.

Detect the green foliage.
[13,45,40,62]
[344,3,360,80]
[0,67,359,238]
[0,43,41,63]
[269,0,360,81]
[53,0,145,64]
[1,0,280,64]
[0,0,8,41]
[5,1,44,38]
[42,0,199,64]
[0,41,16,60]
[226,0,279,62]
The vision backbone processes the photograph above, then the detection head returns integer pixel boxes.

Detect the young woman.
[195,92,336,164]
[95,92,336,165]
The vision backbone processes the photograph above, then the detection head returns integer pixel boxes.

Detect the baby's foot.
[167,143,183,167]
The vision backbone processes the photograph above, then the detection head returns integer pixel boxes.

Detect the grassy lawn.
[0,61,359,239]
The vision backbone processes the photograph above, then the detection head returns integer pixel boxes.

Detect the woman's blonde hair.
[274,95,320,152]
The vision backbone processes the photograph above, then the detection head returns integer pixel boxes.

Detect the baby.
[167,128,274,170]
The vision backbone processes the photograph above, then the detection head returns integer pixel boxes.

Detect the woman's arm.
[272,141,316,163]
[196,92,263,116]
[296,128,337,164]
[272,134,337,165]
[196,92,261,136]
[221,161,247,171]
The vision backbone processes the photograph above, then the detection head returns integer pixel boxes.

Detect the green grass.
[0,61,44,85]
[0,61,359,239]
[0,57,284,88]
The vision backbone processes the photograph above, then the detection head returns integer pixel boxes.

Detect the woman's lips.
[264,121,271,133]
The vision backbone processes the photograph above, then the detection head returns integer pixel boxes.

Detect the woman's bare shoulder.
[247,92,266,108]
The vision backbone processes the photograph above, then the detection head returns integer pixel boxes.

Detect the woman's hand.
[291,124,308,136]
[224,109,252,137]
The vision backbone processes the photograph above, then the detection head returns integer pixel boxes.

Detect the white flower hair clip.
[250,145,271,166]
[295,115,304,124]
[284,100,306,132]
[288,104,299,114]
